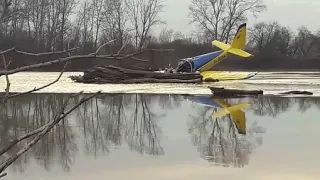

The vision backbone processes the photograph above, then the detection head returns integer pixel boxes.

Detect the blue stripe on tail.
[192,50,223,70]
[193,96,223,108]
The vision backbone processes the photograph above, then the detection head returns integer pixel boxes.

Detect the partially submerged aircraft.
[190,95,250,134]
[174,23,258,81]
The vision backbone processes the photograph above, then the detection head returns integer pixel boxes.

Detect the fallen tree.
[0,41,174,77]
[70,65,204,84]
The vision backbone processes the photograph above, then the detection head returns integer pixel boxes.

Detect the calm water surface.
[2,72,320,95]
[1,93,320,180]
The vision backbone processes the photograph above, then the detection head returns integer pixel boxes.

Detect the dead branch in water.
[0,91,101,177]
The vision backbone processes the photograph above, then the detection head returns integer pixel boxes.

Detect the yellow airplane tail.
[212,99,249,135]
[212,23,253,58]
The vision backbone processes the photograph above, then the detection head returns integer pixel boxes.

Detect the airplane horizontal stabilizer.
[228,48,253,58]
[212,40,231,50]
[212,40,253,58]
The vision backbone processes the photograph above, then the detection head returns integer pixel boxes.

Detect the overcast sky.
[157,0,320,35]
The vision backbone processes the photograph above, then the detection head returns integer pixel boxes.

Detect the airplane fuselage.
[197,50,229,72]
[189,49,230,72]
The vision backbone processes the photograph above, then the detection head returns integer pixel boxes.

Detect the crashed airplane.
[171,23,258,81]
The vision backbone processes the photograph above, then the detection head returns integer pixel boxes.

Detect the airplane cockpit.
[175,57,197,73]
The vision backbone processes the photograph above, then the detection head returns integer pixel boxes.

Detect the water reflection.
[0,93,182,174]
[0,93,320,177]
[0,94,77,173]
[75,94,169,157]
[188,95,264,168]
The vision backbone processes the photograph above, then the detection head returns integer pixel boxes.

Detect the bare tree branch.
[0,47,79,56]
[0,173,6,179]
[0,48,174,76]
[189,0,266,42]
[1,50,11,103]
[0,47,16,55]
[0,125,45,156]
[0,62,69,100]
[126,0,165,49]
[14,47,79,56]
[0,91,101,175]
[93,39,116,55]
[117,43,128,55]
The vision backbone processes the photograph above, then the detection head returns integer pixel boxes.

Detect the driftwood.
[203,77,219,82]
[279,91,313,95]
[70,65,203,84]
[209,87,263,96]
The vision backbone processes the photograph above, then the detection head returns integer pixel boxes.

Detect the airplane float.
[167,23,258,81]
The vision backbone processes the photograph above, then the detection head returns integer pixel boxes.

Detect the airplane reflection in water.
[188,95,263,167]
[190,95,250,134]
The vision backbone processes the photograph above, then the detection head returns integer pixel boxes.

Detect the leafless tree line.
[0,0,318,71]
[248,22,320,58]
[0,0,165,53]
[176,0,319,59]
[1,0,318,57]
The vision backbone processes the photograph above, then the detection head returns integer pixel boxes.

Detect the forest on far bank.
[0,0,319,72]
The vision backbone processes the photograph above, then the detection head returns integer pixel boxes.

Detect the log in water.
[70,65,204,84]
[209,87,264,96]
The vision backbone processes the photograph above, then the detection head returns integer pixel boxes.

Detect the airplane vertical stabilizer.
[212,23,253,58]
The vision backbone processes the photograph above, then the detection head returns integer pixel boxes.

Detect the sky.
[157,0,320,35]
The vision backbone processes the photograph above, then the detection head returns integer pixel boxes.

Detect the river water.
[1,72,320,180]
[1,71,320,95]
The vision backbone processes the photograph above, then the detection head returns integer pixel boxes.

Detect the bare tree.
[158,27,174,43]
[125,0,165,50]
[101,0,130,47]
[293,26,318,58]
[248,22,320,58]
[0,0,13,23]
[189,0,266,43]
[248,21,293,56]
